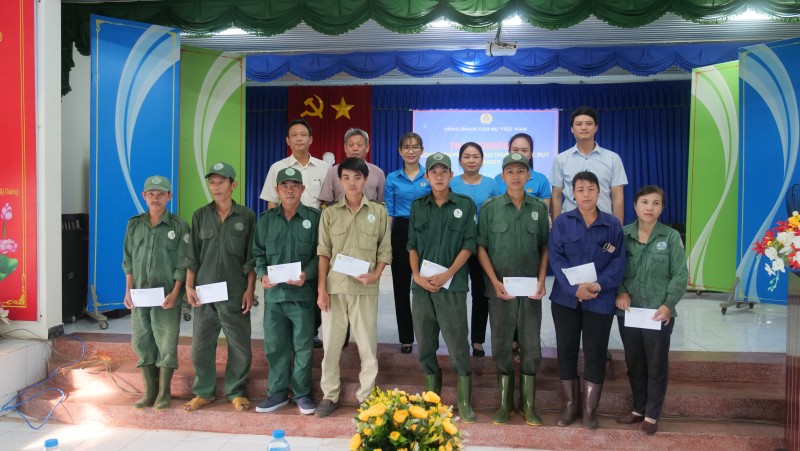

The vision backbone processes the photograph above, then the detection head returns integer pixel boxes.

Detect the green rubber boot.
[456,375,476,423]
[492,374,514,424]
[424,369,443,395]
[133,364,158,409]
[154,367,174,410]
[520,373,543,426]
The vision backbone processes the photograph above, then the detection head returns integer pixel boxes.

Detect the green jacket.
[122,211,190,290]
[252,204,320,303]
[186,201,256,297]
[617,221,688,317]
[477,193,549,297]
[407,190,477,292]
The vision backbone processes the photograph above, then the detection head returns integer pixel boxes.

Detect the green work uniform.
[252,204,320,399]
[122,212,190,369]
[186,200,256,400]
[408,191,477,377]
[616,221,688,316]
[477,193,549,375]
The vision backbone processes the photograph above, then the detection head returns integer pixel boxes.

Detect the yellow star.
[331,96,355,120]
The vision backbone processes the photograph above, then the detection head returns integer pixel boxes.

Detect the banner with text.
[0,0,37,320]
[412,110,558,178]
[686,61,739,293]
[178,46,246,222]
[90,15,181,312]
[736,37,800,304]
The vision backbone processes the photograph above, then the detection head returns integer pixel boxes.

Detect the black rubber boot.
[492,373,514,424]
[557,378,580,427]
[582,379,603,430]
[133,364,158,408]
[154,367,174,410]
[520,373,542,426]
[456,375,476,423]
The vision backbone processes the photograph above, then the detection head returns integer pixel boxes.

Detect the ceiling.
[180,12,800,86]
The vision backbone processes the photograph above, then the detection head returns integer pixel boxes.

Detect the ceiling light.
[730,9,771,21]
[502,15,523,26]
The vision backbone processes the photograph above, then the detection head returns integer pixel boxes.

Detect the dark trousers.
[618,315,674,420]
[467,254,489,345]
[411,289,471,376]
[391,218,414,345]
[551,301,614,384]
[489,296,542,375]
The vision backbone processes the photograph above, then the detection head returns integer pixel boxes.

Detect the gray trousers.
[489,296,542,375]
[411,289,471,377]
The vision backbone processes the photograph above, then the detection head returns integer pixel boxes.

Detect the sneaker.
[255,394,289,413]
[294,395,316,415]
[314,399,338,418]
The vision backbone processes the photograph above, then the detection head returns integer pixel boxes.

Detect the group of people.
[122,106,688,436]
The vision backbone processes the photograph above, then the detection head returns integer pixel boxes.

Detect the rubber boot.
[154,367,175,410]
[133,364,158,408]
[456,375,476,423]
[424,369,443,395]
[582,379,603,430]
[492,374,514,424]
[520,373,542,426]
[557,378,580,427]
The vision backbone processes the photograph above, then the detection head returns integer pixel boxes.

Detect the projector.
[486,41,517,57]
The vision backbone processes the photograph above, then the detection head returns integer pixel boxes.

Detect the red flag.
[287,86,372,163]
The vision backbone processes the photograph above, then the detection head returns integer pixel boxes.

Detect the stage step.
[20,391,783,450]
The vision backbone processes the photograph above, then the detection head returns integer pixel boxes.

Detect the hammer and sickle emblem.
[300,95,324,118]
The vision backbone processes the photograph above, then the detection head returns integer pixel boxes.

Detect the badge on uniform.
[303,219,311,229]
[235,222,244,231]
[421,182,426,187]
[453,208,463,218]
[367,213,376,223]
[168,230,176,239]
[531,212,538,221]
[527,188,533,193]
[656,241,667,250]
[183,233,190,243]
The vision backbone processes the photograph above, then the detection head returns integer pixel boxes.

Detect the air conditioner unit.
[486,41,517,57]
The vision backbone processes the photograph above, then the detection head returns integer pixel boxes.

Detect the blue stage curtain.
[246,86,288,217]
[372,81,690,225]
[247,43,745,82]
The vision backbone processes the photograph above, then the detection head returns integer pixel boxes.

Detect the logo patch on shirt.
[213,163,224,170]
[285,168,296,176]
[454,208,463,218]
[167,230,176,239]
[420,182,426,187]
[526,187,533,193]
[367,213,376,223]
[656,241,667,251]
[532,212,539,221]
[235,222,244,231]
[183,233,190,243]
[303,219,311,229]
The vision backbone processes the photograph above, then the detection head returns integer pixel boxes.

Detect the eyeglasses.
[401,145,422,153]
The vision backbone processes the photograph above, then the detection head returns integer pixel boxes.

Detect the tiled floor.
[0,418,545,450]
[64,275,788,354]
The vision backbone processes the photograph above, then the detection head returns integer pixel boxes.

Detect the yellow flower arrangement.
[351,387,464,451]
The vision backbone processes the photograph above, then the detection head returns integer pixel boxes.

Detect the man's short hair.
[344,128,370,146]
[571,106,599,126]
[338,157,369,178]
[286,118,313,137]
[572,170,600,190]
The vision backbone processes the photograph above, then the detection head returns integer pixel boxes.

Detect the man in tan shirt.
[319,128,385,203]
[314,157,392,418]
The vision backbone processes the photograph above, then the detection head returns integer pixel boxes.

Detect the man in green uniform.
[314,157,392,418]
[184,162,257,412]
[408,152,477,423]
[477,153,549,426]
[253,168,319,415]
[122,175,190,410]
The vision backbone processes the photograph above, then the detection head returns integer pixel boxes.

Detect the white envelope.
[561,262,598,286]
[332,254,370,277]
[196,282,229,304]
[419,260,452,289]
[268,262,302,284]
[503,277,538,297]
[624,307,662,330]
[130,287,165,307]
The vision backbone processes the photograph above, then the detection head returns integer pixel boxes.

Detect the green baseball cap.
[502,153,531,170]
[276,167,303,185]
[425,152,452,172]
[205,161,236,180]
[143,175,171,192]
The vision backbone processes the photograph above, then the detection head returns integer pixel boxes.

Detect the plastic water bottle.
[268,430,290,450]
[42,438,60,450]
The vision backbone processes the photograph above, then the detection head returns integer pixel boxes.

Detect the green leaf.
[0,255,18,282]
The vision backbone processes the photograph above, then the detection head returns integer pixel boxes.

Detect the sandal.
[232,396,251,411]
[400,344,413,354]
[183,396,214,412]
